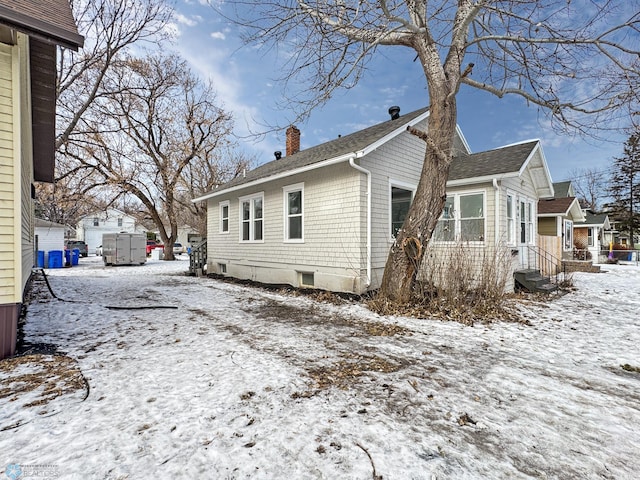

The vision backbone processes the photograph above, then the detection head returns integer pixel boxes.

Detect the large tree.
[226,0,640,303]
[65,54,241,259]
[37,0,173,229]
[606,130,640,249]
[569,167,608,212]
[56,0,173,151]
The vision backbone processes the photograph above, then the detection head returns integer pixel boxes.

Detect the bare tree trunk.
[378,93,457,304]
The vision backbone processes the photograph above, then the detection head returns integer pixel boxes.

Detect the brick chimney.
[286,125,300,156]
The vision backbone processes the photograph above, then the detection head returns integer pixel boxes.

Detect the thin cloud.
[210,31,226,40]
[174,13,200,27]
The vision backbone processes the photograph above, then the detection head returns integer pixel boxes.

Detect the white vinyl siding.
[206,162,364,282]
[364,120,429,284]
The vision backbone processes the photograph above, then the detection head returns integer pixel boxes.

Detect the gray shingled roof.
[552,181,572,198]
[197,108,541,201]
[583,211,609,225]
[212,107,430,194]
[449,141,538,180]
[0,0,83,49]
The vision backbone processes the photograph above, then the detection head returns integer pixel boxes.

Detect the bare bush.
[369,243,520,325]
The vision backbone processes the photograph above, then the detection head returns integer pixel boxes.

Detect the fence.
[597,249,640,265]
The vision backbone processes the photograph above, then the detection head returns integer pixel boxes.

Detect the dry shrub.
[370,242,521,324]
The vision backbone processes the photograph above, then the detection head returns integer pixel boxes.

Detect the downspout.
[493,178,500,246]
[349,156,371,287]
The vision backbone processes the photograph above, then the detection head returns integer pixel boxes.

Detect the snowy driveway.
[1,256,639,479]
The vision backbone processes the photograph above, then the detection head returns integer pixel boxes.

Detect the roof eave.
[192,152,357,203]
[518,141,555,198]
[447,172,519,187]
[0,6,84,50]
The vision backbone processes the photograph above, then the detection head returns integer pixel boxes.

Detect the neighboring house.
[194,106,556,295]
[35,219,65,266]
[76,208,144,254]
[574,211,611,261]
[537,183,586,261]
[0,0,83,358]
[605,218,638,248]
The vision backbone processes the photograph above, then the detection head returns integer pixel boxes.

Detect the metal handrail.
[188,239,207,275]
[519,245,564,285]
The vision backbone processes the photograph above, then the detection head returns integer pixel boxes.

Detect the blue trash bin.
[64,249,71,266]
[48,250,63,268]
[37,250,45,268]
[72,248,80,266]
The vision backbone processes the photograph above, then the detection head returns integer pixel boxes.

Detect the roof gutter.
[348,155,371,288]
[192,153,358,203]
[493,178,500,246]
[446,172,518,188]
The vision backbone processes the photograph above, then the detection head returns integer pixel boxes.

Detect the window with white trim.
[506,194,515,244]
[564,219,573,251]
[588,227,594,247]
[117,218,123,227]
[527,201,535,243]
[239,193,264,242]
[283,184,304,241]
[460,193,485,241]
[434,196,455,241]
[391,186,413,237]
[433,192,485,242]
[219,201,230,234]
[516,198,535,244]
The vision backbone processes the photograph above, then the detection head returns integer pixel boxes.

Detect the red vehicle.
[146,240,164,256]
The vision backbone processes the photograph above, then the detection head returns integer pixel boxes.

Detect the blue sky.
[168,1,631,184]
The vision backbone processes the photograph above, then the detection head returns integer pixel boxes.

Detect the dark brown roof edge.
[0,6,83,50]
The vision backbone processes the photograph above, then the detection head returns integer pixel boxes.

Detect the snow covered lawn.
[1,256,639,479]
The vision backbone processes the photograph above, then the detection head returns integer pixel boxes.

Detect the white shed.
[35,219,66,266]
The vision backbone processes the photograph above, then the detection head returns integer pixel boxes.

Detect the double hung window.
[220,201,230,233]
[240,194,264,242]
[506,194,515,244]
[284,184,304,241]
[391,186,413,237]
[433,192,485,242]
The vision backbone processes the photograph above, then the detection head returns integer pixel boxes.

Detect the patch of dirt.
[304,353,404,392]
[242,299,411,337]
[0,354,87,412]
[621,364,640,373]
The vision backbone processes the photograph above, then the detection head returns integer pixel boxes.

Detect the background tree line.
[37,0,250,259]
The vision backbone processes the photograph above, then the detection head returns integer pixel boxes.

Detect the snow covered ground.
[1,255,639,479]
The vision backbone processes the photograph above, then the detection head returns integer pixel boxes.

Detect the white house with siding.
[0,0,83,358]
[193,107,555,294]
[76,208,144,254]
